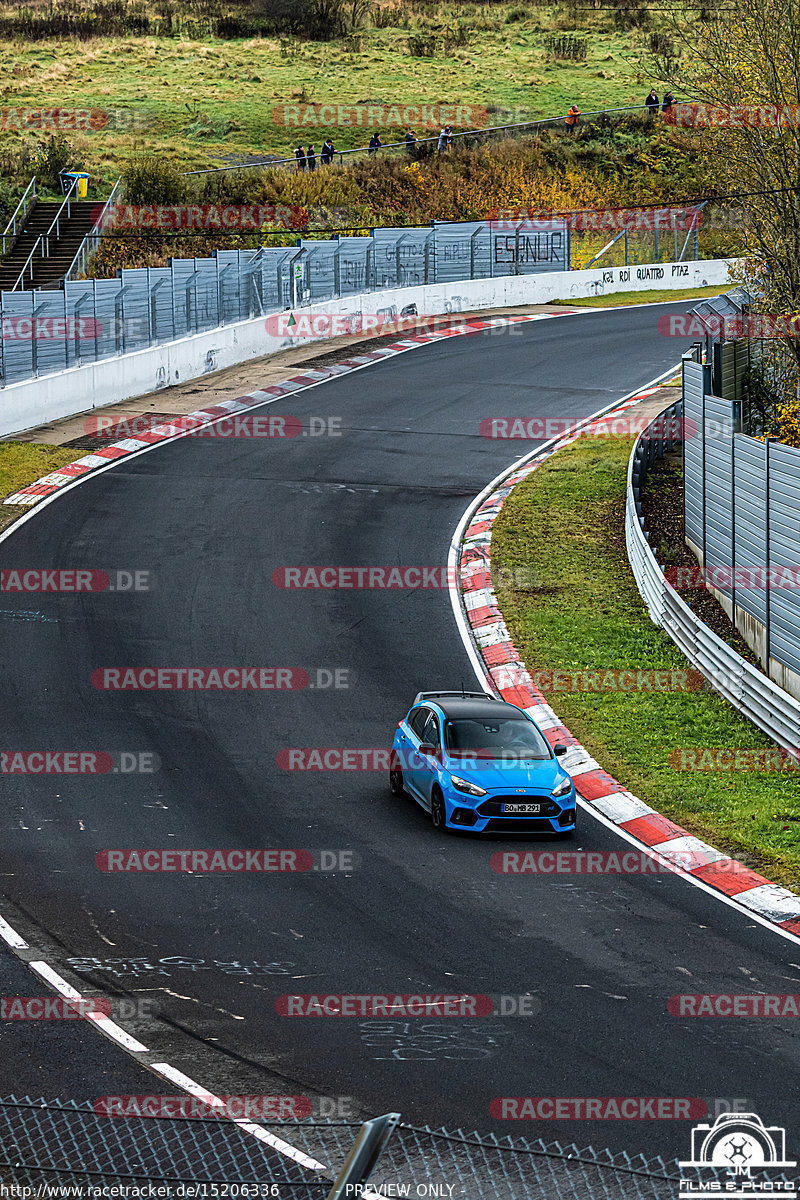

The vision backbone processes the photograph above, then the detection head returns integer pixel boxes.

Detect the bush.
[32,134,77,190]
[407,31,437,54]
[543,34,587,60]
[0,178,23,229]
[121,156,188,204]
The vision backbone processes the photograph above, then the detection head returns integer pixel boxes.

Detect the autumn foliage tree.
[658,0,800,412]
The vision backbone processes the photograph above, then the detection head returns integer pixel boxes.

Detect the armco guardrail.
[626,397,800,749]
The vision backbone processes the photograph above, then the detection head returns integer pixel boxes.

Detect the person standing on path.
[306,144,317,170]
[320,137,335,164]
[645,88,659,117]
[294,144,306,171]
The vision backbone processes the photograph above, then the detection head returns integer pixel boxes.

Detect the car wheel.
[430,787,449,832]
[389,756,405,797]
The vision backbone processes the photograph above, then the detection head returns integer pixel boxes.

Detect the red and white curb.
[452,377,800,946]
[4,312,578,508]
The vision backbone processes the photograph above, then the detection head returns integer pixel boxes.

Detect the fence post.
[73,292,89,366]
[765,436,772,670]
[92,280,99,362]
[146,269,154,345]
[624,228,629,266]
[401,234,411,288]
[170,260,177,341]
[115,285,127,354]
[731,400,740,618]
[701,385,707,570]
[654,213,659,261]
[63,288,70,370]
[470,226,480,280]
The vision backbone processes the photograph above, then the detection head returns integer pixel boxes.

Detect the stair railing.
[1,176,36,257]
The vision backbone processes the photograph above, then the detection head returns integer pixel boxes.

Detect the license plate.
[502,802,541,813]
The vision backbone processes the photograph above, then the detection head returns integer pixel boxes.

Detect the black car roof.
[424,696,523,720]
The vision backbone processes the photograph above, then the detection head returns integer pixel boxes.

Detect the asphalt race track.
[2,302,799,1163]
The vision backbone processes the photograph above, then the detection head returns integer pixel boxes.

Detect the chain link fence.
[0,1096,707,1199]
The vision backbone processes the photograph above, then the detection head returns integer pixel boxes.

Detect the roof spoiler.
[413,690,496,705]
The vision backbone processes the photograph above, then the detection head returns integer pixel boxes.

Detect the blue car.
[389,691,576,834]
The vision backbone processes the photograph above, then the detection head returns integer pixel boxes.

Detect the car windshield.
[443,717,551,760]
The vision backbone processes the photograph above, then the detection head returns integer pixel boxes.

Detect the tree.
[657,0,800,385]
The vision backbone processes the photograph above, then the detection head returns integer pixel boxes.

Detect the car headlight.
[552,775,573,797]
[450,775,487,797]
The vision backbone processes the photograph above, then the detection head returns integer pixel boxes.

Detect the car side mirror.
[554,744,567,756]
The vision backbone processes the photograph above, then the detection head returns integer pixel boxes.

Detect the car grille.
[476,796,559,818]
[482,818,558,832]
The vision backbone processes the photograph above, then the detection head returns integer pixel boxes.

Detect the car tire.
[389,757,405,797]
[430,787,449,833]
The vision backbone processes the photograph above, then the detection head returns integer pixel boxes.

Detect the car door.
[404,705,432,802]
[412,709,442,811]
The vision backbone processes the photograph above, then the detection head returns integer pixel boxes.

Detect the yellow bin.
[60,171,89,198]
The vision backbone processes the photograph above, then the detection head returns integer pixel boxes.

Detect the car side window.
[422,711,441,748]
[408,707,430,739]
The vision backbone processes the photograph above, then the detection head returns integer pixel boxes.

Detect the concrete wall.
[0,257,735,439]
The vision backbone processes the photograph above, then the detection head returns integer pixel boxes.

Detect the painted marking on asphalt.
[0,915,28,949]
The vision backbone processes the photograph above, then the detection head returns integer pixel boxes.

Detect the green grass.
[491,434,800,892]
[0,442,77,532]
[0,11,663,185]
[556,285,728,308]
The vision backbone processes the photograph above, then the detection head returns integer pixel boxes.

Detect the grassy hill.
[0,0,687,186]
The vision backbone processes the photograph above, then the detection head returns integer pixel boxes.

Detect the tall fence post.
[470,226,480,280]
[731,400,740,618]
[92,280,99,363]
[73,292,90,366]
[765,436,772,670]
[63,288,70,370]
[701,385,707,569]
